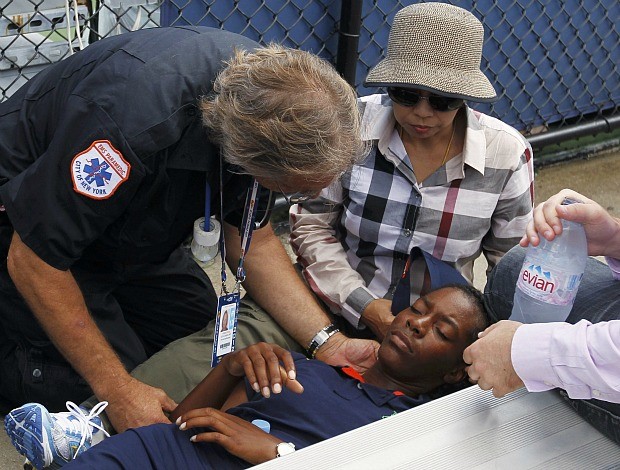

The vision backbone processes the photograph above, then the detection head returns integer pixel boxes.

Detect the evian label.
[517,263,583,306]
[71,140,131,200]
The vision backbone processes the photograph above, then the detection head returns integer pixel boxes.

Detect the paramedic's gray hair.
[200,44,368,182]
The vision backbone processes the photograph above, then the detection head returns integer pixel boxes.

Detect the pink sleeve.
[511,322,558,392]
[512,320,620,403]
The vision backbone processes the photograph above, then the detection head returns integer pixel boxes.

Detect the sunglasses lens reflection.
[388,88,463,111]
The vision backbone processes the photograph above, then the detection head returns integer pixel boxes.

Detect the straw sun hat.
[364,2,497,102]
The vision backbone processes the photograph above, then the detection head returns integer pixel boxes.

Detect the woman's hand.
[221,342,303,397]
[361,298,395,341]
[177,408,285,465]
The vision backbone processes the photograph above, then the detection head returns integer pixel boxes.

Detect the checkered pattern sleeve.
[289,181,378,327]
[481,142,535,271]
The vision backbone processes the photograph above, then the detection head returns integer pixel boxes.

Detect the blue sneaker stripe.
[5,401,109,468]
[4,403,53,470]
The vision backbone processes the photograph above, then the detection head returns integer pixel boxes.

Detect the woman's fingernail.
[252,382,260,392]
[262,386,271,398]
[288,370,296,380]
[273,383,282,394]
[179,422,186,430]
[175,416,182,425]
[190,435,196,442]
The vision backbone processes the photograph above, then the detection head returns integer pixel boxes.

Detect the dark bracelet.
[306,324,340,359]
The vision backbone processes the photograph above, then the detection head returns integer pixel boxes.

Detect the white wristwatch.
[276,442,296,457]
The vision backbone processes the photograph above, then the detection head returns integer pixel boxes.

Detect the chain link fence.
[0,0,618,141]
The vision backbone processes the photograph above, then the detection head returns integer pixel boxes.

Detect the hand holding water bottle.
[511,189,620,323]
[511,213,586,323]
[521,189,620,259]
[466,189,620,406]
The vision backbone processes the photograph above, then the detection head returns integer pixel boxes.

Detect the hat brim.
[364,59,498,103]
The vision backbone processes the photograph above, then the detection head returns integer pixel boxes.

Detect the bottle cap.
[561,197,583,206]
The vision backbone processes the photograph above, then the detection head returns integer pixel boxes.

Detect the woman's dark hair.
[440,284,490,343]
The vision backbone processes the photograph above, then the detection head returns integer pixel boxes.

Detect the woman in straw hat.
[290,2,534,340]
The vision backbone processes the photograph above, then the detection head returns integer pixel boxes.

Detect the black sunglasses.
[387,87,464,112]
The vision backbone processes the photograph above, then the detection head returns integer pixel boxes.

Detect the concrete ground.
[1,148,619,468]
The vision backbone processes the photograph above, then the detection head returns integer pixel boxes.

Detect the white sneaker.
[4,401,109,469]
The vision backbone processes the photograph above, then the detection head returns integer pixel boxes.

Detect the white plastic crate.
[0,32,74,70]
[0,5,88,37]
[0,0,89,98]
[0,0,69,17]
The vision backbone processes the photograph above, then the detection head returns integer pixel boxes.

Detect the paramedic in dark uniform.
[0,26,373,433]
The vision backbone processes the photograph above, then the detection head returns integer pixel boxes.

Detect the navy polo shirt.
[66,352,430,469]
[0,26,263,269]
[231,352,429,449]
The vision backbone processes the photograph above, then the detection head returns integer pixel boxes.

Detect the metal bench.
[253,386,620,469]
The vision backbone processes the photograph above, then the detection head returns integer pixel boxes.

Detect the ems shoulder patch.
[71,140,131,200]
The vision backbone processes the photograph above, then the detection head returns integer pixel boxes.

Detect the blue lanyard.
[236,179,260,283]
[218,155,260,294]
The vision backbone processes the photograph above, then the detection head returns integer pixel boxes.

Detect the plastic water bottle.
[510,205,587,323]
[190,216,220,268]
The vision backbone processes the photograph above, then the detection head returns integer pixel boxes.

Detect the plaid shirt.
[290,94,534,328]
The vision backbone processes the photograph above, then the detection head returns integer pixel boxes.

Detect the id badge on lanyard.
[211,291,240,366]
[211,175,260,367]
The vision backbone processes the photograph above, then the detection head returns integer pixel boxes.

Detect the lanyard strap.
[218,154,260,294]
[236,179,260,283]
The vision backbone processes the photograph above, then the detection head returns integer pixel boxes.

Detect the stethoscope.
[205,181,279,231]
[191,165,286,293]
[254,188,279,230]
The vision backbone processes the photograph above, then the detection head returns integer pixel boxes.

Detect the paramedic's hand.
[105,378,178,432]
[316,332,380,373]
[463,321,524,398]
[178,408,283,465]
[361,299,395,341]
[222,342,303,398]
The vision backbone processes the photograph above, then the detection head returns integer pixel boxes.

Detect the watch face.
[276,442,296,457]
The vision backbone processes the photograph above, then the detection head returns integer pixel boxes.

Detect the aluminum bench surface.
[252,385,620,469]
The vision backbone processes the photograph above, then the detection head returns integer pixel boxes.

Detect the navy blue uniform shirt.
[0,27,265,269]
[65,352,431,469]
[233,352,429,448]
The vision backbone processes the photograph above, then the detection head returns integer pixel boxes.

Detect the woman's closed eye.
[435,327,449,341]
[409,305,424,316]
